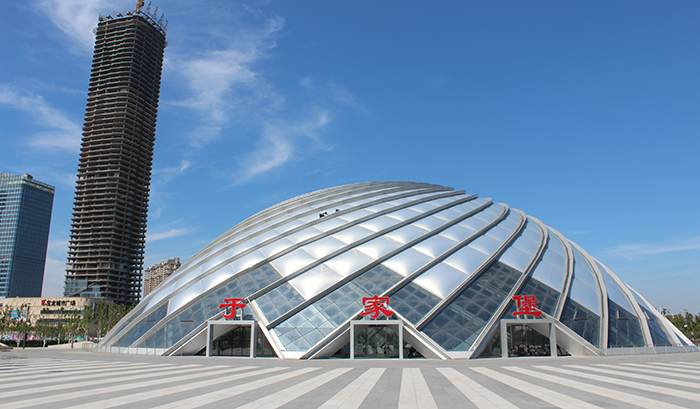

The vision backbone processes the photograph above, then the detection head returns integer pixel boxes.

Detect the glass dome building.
[96,181,696,359]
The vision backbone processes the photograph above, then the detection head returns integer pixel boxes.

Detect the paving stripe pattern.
[318,367,385,409]
[398,368,438,409]
[1,357,699,408]
[503,365,688,409]
[594,363,700,381]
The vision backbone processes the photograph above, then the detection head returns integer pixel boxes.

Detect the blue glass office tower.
[0,173,55,297]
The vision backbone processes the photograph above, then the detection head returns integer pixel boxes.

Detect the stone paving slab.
[1,349,699,408]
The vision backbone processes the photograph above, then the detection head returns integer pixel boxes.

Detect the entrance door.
[499,318,566,358]
[354,325,400,358]
[350,320,404,359]
[210,325,251,356]
[506,324,552,357]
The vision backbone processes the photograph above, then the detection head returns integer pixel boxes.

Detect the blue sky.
[1,1,698,313]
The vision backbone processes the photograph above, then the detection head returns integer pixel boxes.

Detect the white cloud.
[31,1,348,183]
[607,237,700,259]
[34,0,133,52]
[171,15,285,148]
[155,160,191,179]
[233,111,331,184]
[147,228,196,242]
[299,77,313,89]
[328,81,366,112]
[168,12,337,182]
[0,85,82,150]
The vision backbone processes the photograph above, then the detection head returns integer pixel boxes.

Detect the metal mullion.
[599,262,654,347]
[630,288,679,346]
[170,183,436,284]
[233,184,440,248]
[122,189,467,347]
[167,186,451,301]
[204,182,425,252]
[468,214,549,358]
[160,183,401,283]
[161,314,220,356]
[415,204,525,330]
[121,183,435,332]
[223,181,433,238]
[250,190,472,303]
[382,207,523,303]
[297,200,512,359]
[266,196,487,329]
[552,228,574,319]
[183,182,413,268]
[186,181,387,258]
[297,201,507,358]
[577,243,609,350]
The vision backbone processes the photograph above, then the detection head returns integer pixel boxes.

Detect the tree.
[65,309,85,348]
[55,307,66,344]
[81,303,95,340]
[0,305,11,343]
[89,301,135,339]
[109,303,133,331]
[665,309,700,343]
[94,301,110,339]
[33,318,52,347]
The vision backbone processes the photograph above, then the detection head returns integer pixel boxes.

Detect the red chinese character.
[512,295,542,317]
[360,295,393,318]
[219,298,246,319]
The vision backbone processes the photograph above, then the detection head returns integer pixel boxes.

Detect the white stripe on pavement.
[151,367,320,409]
[472,367,603,409]
[63,366,290,409]
[7,366,254,408]
[565,364,700,389]
[538,365,700,402]
[0,360,128,377]
[620,362,700,375]
[236,368,353,409]
[318,367,385,409]
[437,367,518,409]
[0,363,177,389]
[0,363,205,399]
[644,362,700,371]
[503,366,687,409]
[674,361,700,367]
[594,363,700,382]
[399,368,438,409]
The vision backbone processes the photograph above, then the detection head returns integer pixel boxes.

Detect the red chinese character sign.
[360,295,393,318]
[219,298,246,320]
[512,295,542,317]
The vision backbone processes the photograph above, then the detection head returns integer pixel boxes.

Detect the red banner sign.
[360,295,393,318]
[219,298,246,319]
[512,294,542,317]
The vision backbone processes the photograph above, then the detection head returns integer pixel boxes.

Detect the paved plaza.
[1,349,700,408]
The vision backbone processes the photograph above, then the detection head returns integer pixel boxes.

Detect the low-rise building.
[143,257,181,298]
[0,296,99,325]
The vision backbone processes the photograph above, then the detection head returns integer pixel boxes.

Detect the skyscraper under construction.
[64,2,167,304]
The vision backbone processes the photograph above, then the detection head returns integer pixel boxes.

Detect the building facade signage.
[219,298,246,320]
[41,299,77,307]
[360,295,393,318]
[512,295,542,317]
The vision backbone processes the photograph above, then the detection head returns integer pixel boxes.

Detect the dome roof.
[99,181,695,359]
